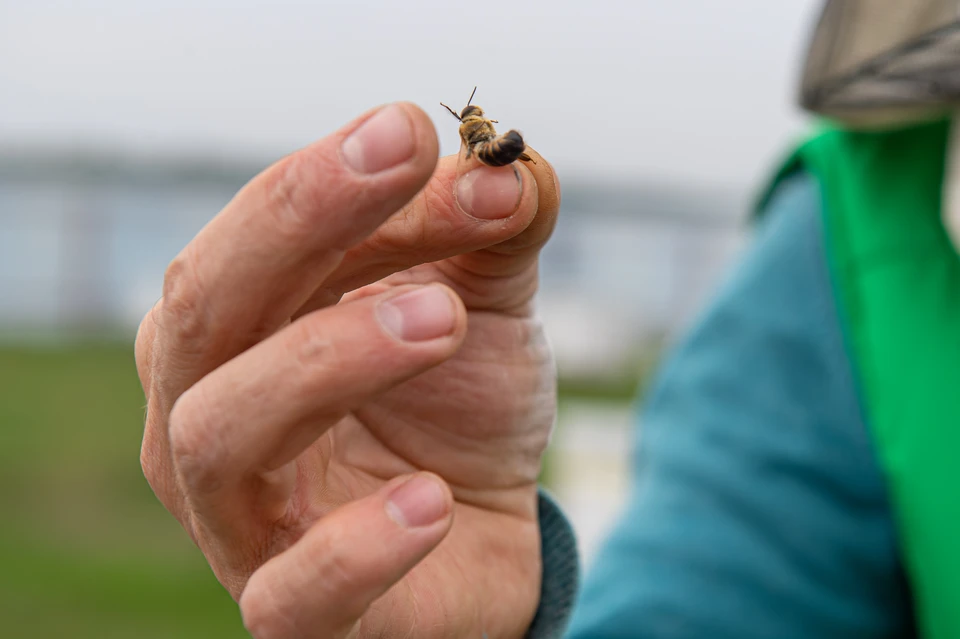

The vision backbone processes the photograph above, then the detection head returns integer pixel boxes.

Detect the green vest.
[758,119,960,638]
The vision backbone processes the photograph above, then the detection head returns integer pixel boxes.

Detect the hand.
[135,102,561,638]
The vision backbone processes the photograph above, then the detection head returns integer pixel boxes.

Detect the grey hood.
[801,1,960,126]
[800,0,960,245]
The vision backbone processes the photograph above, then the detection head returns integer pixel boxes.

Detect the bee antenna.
[467,86,477,107]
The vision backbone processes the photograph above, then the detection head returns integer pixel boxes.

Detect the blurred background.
[1,1,820,636]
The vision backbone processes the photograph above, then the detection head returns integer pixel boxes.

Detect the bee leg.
[518,152,535,164]
[489,119,498,123]
[464,145,473,159]
[440,102,462,121]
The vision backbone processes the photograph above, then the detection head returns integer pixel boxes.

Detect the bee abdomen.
[477,130,527,167]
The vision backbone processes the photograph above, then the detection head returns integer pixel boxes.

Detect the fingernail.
[376,286,457,342]
[386,474,451,528]
[341,104,416,174]
[456,165,522,220]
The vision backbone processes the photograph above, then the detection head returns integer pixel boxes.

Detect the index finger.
[155,102,440,401]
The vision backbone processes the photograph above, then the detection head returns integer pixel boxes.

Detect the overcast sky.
[0,0,822,191]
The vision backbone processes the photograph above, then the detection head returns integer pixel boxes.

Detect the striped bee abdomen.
[440,89,535,167]
[477,130,528,167]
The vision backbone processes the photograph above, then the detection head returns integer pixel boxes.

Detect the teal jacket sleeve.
[559,173,914,638]
[525,490,580,639]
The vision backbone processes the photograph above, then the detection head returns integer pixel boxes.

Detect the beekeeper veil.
[799,1,960,246]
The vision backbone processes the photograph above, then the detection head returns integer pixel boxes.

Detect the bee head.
[460,105,483,119]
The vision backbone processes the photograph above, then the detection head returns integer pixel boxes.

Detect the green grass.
[0,342,245,638]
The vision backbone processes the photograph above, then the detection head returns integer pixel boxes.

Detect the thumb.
[238,472,454,639]
[443,146,561,312]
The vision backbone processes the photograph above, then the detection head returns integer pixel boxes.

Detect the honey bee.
[440,87,535,167]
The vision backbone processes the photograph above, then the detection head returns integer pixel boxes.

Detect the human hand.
[135,102,561,638]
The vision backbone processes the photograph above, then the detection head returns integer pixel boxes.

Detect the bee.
[440,87,535,167]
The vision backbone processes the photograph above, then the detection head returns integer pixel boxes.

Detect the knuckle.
[362,185,447,270]
[239,576,298,639]
[421,173,454,218]
[376,195,434,258]
[264,149,344,243]
[321,543,368,605]
[404,179,457,254]
[288,318,354,416]
[139,433,164,493]
[140,418,189,521]
[291,317,340,378]
[134,305,158,385]
[161,247,211,349]
[168,389,229,494]
[418,176,457,233]
[140,408,169,492]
